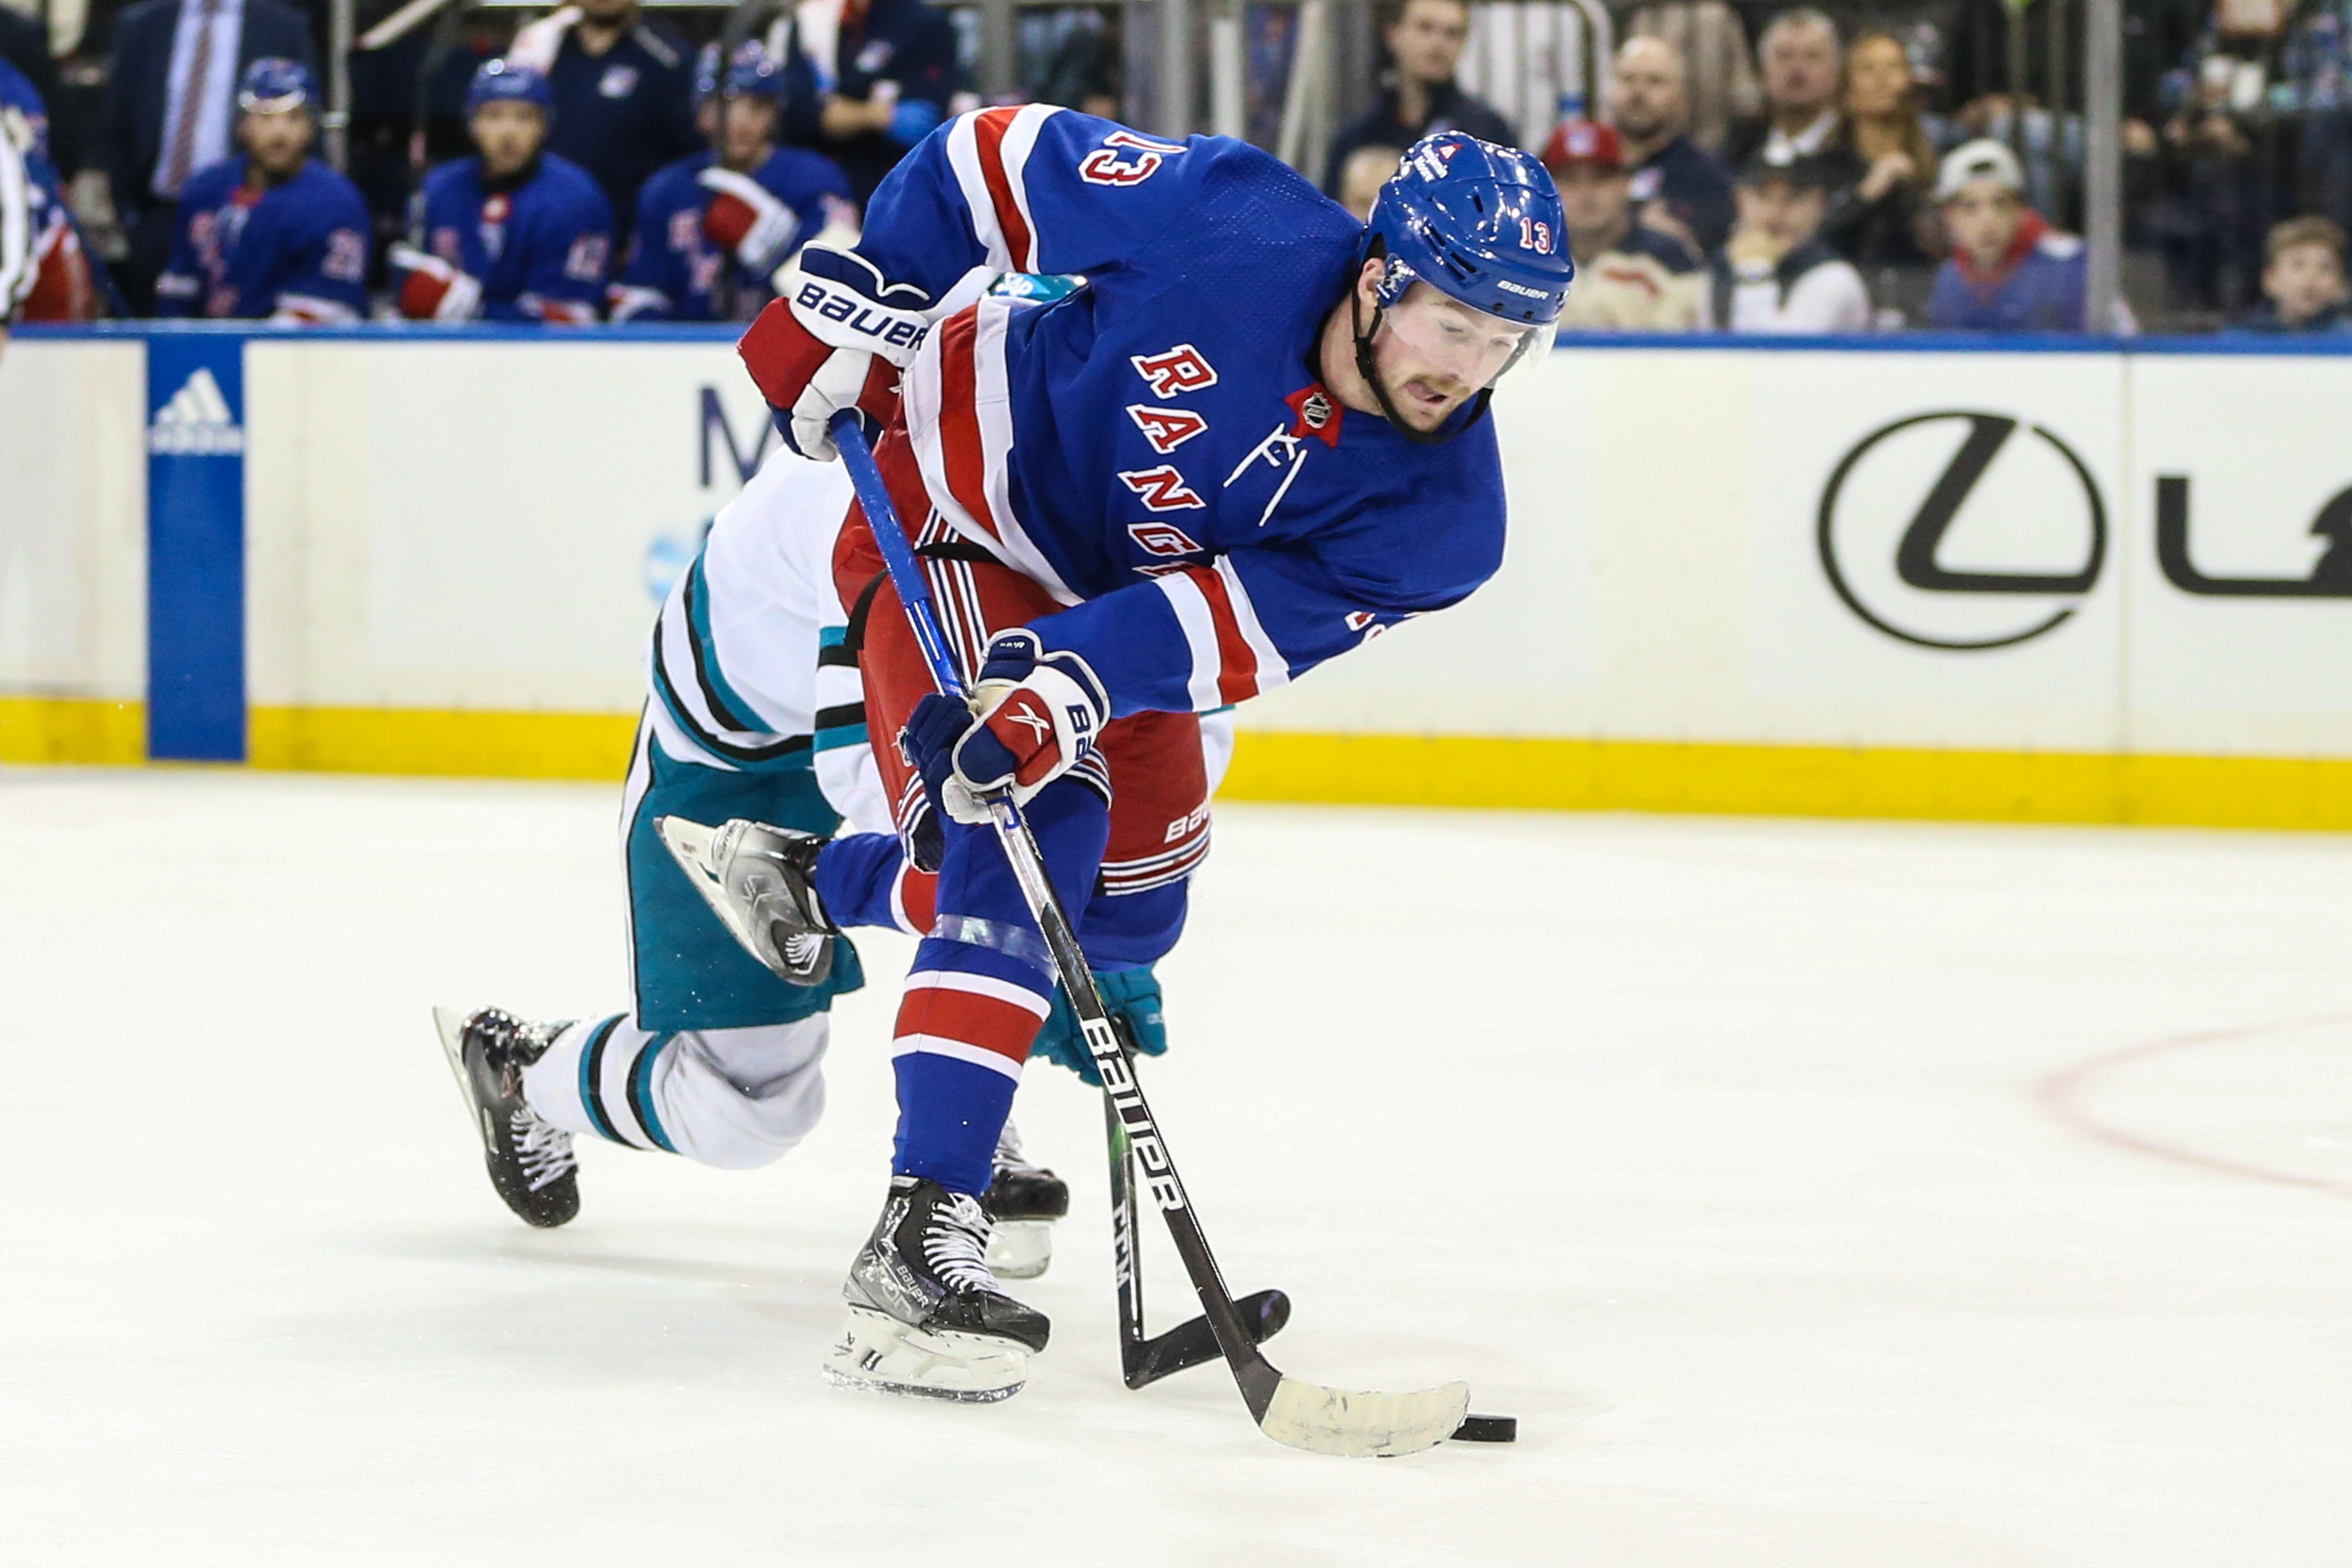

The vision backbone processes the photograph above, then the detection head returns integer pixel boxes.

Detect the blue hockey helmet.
[467,58,553,117]
[1366,132,1575,327]
[696,40,786,107]
[236,58,317,115]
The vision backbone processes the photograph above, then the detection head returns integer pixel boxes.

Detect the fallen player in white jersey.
[435,435,1230,1282]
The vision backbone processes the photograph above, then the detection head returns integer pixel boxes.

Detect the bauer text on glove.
[736,244,928,461]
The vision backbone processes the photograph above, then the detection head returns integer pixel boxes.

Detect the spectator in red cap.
[1544,119,1704,331]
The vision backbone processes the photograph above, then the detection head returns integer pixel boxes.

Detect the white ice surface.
[3,768,2349,1566]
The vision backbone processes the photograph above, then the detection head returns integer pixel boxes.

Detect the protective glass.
[1376,285,1553,391]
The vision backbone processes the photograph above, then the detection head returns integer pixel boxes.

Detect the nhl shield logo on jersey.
[1131,344,1218,399]
[1284,384,1343,447]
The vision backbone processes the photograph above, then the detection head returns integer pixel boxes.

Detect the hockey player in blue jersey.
[609,42,854,323]
[705,111,1573,1400]
[155,60,371,323]
[391,60,614,325]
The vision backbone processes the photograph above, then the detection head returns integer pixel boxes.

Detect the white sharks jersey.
[647,445,891,836]
[649,444,1236,837]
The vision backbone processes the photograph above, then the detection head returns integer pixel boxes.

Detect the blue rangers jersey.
[408,152,614,323]
[612,146,853,322]
[157,157,371,321]
[815,107,1508,718]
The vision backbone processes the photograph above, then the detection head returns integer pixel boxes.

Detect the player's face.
[721,96,779,164]
[239,107,313,180]
[1372,281,1535,430]
[471,101,546,179]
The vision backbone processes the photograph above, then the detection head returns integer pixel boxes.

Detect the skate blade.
[1258,1376,1472,1459]
[821,1305,1029,1404]
[432,1005,492,1147]
[985,1219,1054,1281]
[654,815,774,974]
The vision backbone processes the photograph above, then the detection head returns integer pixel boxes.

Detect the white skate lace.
[510,1107,577,1192]
[921,1193,998,1294]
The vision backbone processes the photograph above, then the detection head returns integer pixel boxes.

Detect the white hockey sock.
[521,1014,831,1170]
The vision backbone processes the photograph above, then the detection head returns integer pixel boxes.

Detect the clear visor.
[1376,285,1553,391]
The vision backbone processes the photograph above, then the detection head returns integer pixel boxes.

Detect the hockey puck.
[1449,1414,1517,1443]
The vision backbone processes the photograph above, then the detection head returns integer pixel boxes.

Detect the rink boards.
[4,323,2350,828]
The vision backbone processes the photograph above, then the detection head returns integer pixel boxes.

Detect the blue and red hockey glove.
[898,630,1111,831]
[737,244,927,462]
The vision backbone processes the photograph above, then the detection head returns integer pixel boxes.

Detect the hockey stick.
[1098,1021,1290,1389]
[833,410,1473,1457]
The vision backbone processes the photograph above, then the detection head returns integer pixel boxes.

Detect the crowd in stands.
[4,0,2350,338]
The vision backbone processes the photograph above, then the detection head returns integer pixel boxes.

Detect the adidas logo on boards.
[147,369,244,456]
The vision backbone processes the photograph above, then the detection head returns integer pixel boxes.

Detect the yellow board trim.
[10,701,2351,831]
[247,705,638,781]
[0,698,146,766]
[1219,731,2352,833]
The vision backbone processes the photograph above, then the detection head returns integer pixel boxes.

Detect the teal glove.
[1028,965,1167,1086]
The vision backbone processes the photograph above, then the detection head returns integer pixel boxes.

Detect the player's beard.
[1350,281,1487,445]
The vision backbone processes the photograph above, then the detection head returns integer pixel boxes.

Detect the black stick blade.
[1449,1414,1518,1443]
[1123,1288,1291,1390]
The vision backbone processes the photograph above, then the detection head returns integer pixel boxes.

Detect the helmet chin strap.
[1347,267,1493,447]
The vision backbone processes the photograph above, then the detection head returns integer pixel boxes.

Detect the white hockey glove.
[390,243,482,323]
[696,166,801,279]
[736,243,929,462]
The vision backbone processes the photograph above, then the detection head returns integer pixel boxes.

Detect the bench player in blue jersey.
[608,42,854,323]
[700,113,1574,1401]
[154,60,371,323]
[391,60,614,325]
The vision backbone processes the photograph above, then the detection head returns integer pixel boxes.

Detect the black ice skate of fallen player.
[826,413,1504,1456]
[434,1007,580,1228]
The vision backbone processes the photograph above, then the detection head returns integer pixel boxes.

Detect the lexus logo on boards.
[1817,411,2107,650]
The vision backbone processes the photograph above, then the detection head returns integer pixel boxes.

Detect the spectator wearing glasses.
[610,42,853,323]
[508,0,700,245]
[1545,119,1703,331]
[391,60,614,325]
[2229,217,2352,336]
[99,0,316,312]
[152,58,369,321]
[1924,139,2090,333]
[1703,147,1869,333]
[1323,0,1514,195]
[1608,36,1735,258]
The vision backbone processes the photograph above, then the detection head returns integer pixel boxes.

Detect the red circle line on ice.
[2036,1011,2352,1199]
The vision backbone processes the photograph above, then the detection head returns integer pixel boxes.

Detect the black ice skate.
[824,1176,1050,1403]
[652,816,838,986]
[981,1119,1068,1281]
[433,1006,579,1229]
